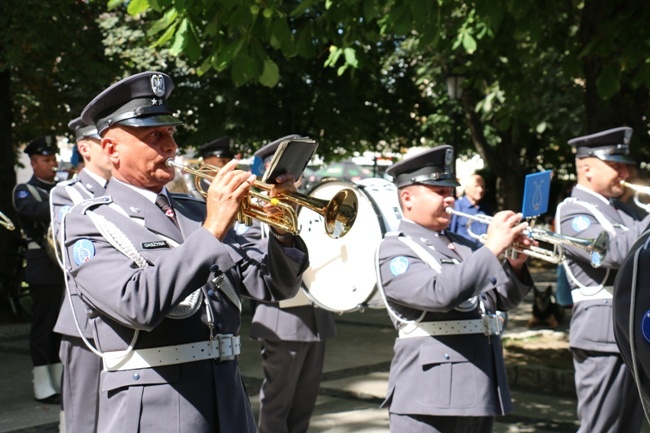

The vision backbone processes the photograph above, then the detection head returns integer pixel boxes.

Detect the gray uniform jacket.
[51,170,107,338]
[556,185,650,352]
[60,179,309,433]
[243,223,336,342]
[377,219,534,417]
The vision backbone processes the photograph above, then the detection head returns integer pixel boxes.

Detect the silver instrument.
[445,207,608,267]
[621,181,650,212]
[0,211,15,231]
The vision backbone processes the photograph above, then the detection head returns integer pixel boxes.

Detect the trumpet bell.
[324,189,358,239]
[589,231,610,268]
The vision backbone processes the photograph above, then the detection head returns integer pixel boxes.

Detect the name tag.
[440,258,459,265]
[142,241,169,249]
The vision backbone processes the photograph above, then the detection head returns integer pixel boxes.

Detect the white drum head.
[298,178,401,313]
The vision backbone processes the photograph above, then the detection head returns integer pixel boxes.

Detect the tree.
[126,0,650,212]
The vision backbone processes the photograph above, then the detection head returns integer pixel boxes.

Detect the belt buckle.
[216,334,235,361]
[482,315,501,336]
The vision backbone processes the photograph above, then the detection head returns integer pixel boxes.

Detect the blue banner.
[521,170,551,218]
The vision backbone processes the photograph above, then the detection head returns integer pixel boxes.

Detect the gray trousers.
[258,339,326,433]
[389,413,494,433]
[60,336,102,433]
[573,348,644,433]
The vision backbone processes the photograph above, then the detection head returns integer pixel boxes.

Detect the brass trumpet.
[166,159,358,239]
[0,210,15,231]
[621,180,650,212]
[445,207,608,267]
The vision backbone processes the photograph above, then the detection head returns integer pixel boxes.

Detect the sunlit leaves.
[127,0,150,15]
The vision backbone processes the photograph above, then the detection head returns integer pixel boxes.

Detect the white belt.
[398,316,502,338]
[102,336,241,372]
[571,287,613,303]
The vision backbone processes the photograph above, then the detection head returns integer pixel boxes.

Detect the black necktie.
[156,194,178,227]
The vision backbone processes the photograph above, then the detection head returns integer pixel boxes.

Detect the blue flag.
[521,170,551,218]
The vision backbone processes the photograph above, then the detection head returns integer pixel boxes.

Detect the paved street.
[1,267,648,433]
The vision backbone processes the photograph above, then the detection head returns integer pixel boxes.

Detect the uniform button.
[489,277,497,285]
[207,289,215,297]
[444,353,450,360]
[210,264,219,273]
[133,373,140,381]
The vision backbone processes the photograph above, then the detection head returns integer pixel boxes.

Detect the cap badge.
[45,136,53,145]
[445,148,453,167]
[150,74,165,97]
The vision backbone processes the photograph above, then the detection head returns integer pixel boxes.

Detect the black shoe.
[35,394,60,405]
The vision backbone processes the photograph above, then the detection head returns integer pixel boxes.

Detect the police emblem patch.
[571,215,591,232]
[16,190,28,199]
[389,256,409,276]
[58,205,71,221]
[73,239,95,265]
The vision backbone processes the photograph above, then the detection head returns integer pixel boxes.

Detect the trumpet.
[0,210,15,231]
[166,159,358,239]
[621,180,650,212]
[445,207,608,267]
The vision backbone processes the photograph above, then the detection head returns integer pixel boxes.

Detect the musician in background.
[555,127,650,433]
[449,172,491,246]
[50,117,112,432]
[189,136,235,198]
[247,135,336,433]
[61,70,308,433]
[375,145,535,433]
[12,136,65,404]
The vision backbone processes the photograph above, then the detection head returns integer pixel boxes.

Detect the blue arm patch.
[390,256,409,276]
[571,215,591,232]
[73,239,95,265]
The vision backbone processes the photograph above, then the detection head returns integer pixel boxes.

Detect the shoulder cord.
[627,231,650,422]
[90,202,204,318]
[59,200,202,362]
[60,201,140,360]
[555,198,619,292]
[51,185,92,269]
[374,232,481,327]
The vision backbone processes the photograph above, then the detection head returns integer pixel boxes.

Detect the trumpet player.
[375,145,536,433]
[12,135,64,404]
[59,71,309,433]
[555,127,650,433]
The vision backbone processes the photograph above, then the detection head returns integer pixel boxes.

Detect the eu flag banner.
[521,170,552,218]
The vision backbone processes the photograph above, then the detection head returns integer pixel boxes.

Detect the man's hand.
[483,211,529,258]
[202,159,256,240]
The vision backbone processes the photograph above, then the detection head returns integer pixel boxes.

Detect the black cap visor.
[116,114,183,130]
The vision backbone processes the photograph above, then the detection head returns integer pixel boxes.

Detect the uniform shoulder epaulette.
[57,178,81,187]
[78,195,113,214]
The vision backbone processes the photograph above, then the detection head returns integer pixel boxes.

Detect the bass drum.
[298,177,402,313]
